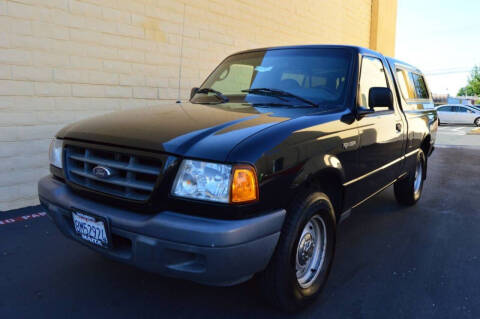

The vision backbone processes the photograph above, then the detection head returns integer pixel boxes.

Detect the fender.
[291,154,346,189]
[288,153,347,218]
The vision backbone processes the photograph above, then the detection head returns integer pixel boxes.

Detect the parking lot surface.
[436,125,480,147]
[1,147,480,319]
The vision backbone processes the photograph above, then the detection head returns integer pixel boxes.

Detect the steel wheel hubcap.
[413,160,423,196]
[295,215,327,288]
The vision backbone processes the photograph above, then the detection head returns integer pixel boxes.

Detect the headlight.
[172,160,232,203]
[49,138,63,168]
[171,160,258,203]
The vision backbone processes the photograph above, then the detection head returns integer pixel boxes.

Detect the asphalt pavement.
[1,147,480,319]
[436,125,480,147]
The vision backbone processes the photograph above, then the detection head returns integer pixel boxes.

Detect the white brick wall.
[0,0,374,210]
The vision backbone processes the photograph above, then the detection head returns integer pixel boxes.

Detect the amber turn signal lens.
[231,165,258,203]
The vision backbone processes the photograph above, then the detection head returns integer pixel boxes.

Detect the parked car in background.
[436,104,480,126]
[39,45,437,312]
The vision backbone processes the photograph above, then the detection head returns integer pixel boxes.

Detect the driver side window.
[439,106,452,112]
[358,56,390,111]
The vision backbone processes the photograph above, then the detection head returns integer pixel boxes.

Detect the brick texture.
[0,0,386,210]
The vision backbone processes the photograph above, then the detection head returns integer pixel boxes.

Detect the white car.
[436,104,480,126]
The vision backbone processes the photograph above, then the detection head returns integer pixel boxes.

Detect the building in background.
[0,0,398,210]
[446,96,478,105]
[432,93,479,106]
[447,96,476,105]
[432,93,449,105]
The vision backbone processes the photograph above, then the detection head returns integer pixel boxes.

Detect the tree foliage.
[458,65,480,96]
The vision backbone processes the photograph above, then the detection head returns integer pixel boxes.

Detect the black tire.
[394,149,426,206]
[259,190,336,312]
[474,117,480,127]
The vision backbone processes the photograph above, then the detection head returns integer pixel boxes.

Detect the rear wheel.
[394,149,426,205]
[259,191,336,312]
[474,117,480,127]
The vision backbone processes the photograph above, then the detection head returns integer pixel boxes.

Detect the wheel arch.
[419,134,431,179]
[291,161,346,223]
[420,134,431,156]
[474,116,480,126]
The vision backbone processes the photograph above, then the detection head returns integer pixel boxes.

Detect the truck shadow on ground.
[5,148,479,319]
[58,188,413,319]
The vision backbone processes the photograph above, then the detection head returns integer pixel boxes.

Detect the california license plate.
[72,211,109,248]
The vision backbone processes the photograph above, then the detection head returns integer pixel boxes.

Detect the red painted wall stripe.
[0,212,47,226]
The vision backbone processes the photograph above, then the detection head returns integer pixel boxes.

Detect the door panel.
[457,107,475,124]
[449,110,459,123]
[439,110,453,123]
[460,113,472,124]
[347,56,406,204]
[351,112,405,200]
[437,106,454,123]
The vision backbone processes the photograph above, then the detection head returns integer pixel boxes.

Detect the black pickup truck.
[39,45,437,312]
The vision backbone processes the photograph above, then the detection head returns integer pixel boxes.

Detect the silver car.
[436,104,480,126]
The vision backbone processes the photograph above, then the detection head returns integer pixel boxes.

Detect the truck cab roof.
[232,44,425,75]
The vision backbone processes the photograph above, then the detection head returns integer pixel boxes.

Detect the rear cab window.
[391,62,433,110]
[411,73,429,99]
[396,68,416,99]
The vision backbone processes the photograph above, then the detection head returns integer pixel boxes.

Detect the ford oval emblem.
[92,166,112,179]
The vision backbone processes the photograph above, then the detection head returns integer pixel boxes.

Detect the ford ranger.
[38,45,437,312]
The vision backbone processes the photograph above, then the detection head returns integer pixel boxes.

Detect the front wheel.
[259,191,336,312]
[394,149,426,205]
[474,117,480,127]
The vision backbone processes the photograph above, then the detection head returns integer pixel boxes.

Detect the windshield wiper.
[251,102,313,108]
[242,88,317,107]
[196,88,229,103]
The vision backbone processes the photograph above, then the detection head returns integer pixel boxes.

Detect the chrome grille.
[65,145,162,201]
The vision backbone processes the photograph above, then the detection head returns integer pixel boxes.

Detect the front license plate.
[72,211,109,248]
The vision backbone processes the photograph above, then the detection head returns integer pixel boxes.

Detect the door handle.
[396,123,402,132]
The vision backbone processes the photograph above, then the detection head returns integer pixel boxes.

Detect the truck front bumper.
[38,176,286,286]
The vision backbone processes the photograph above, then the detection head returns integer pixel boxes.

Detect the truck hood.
[57,102,292,161]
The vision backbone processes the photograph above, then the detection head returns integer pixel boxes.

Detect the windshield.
[193,48,353,109]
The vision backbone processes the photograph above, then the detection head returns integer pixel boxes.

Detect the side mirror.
[368,87,393,110]
[190,87,199,100]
